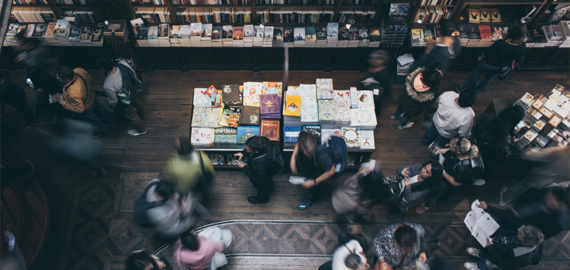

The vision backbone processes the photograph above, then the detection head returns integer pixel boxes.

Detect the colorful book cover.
[193,88,211,107]
[284,28,294,42]
[218,107,241,128]
[243,82,263,106]
[214,127,237,147]
[262,81,283,96]
[240,106,260,126]
[274,27,283,41]
[233,27,244,40]
[316,27,327,40]
[204,107,222,128]
[207,85,222,107]
[191,127,215,145]
[479,8,491,23]
[321,129,341,145]
[358,90,375,110]
[318,100,335,121]
[423,28,435,43]
[284,125,301,143]
[302,125,321,144]
[468,9,480,24]
[359,130,375,149]
[305,26,316,41]
[316,78,334,99]
[284,95,301,117]
[222,84,241,105]
[261,119,280,141]
[236,126,260,144]
[341,127,360,148]
[260,94,281,115]
[333,90,350,108]
[327,22,339,40]
[490,8,501,23]
[192,106,208,127]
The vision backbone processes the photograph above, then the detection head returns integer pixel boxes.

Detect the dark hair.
[27,66,62,94]
[439,19,453,37]
[155,179,175,200]
[394,225,417,250]
[245,136,265,153]
[180,231,200,250]
[125,250,158,270]
[424,160,443,180]
[57,66,75,81]
[97,56,116,72]
[506,19,527,44]
[16,31,39,47]
[344,253,364,270]
[420,68,442,90]
[458,86,477,108]
[411,161,443,192]
[298,131,317,158]
[358,169,385,202]
[497,105,525,133]
[175,137,193,155]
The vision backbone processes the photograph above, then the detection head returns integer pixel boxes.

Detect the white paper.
[397,53,415,66]
[464,200,501,247]
[289,176,307,185]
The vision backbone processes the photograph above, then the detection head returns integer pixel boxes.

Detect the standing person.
[56,66,110,138]
[97,57,148,136]
[164,137,215,198]
[14,31,58,74]
[27,66,62,122]
[422,87,476,157]
[513,187,569,239]
[317,239,369,270]
[464,201,544,270]
[125,250,172,270]
[412,19,459,74]
[175,226,232,270]
[234,136,278,204]
[362,50,391,115]
[0,74,35,127]
[373,223,430,270]
[290,131,338,210]
[456,20,526,93]
[391,67,442,129]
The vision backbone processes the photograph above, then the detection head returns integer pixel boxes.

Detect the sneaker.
[463,262,480,270]
[473,179,486,186]
[128,129,148,136]
[398,121,414,129]
[415,203,431,214]
[466,247,482,258]
[456,84,465,93]
[89,168,107,177]
[391,112,405,120]
[297,199,313,210]
[248,196,269,205]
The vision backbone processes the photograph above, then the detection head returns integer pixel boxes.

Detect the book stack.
[350,90,377,129]
[337,25,349,47]
[170,25,182,47]
[283,86,302,145]
[543,24,564,47]
[10,7,56,23]
[348,27,359,47]
[158,23,170,47]
[91,27,103,46]
[78,26,91,46]
[147,26,159,46]
[4,24,19,46]
[179,25,191,46]
[299,84,319,124]
[201,23,212,47]
[559,21,570,48]
[44,22,59,45]
[410,28,424,47]
[358,27,370,47]
[478,25,493,47]
[233,26,244,47]
[243,24,254,47]
[260,94,282,119]
[273,27,284,47]
[222,25,233,47]
[190,23,202,46]
[54,19,71,46]
[283,28,294,47]
[326,23,339,47]
[333,89,351,124]
[263,26,274,47]
[315,26,327,47]
[68,26,81,46]
[294,27,305,47]
[104,20,127,43]
[252,25,263,47]
[211,26,223,47]
[369,27,381,47]
[465,25,480,47]
[305,26,317,47]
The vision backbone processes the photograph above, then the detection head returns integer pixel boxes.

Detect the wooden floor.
[2,68,569,270]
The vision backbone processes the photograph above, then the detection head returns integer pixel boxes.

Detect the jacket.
[116,61,143,106]
[395,164,433,211]
[432,91,475,139]
[520,146,570,188]
[398,68,437,117]
[241,140,272,188]
[61,68,93,114]
[145,179,195,237]
[164,151,215,194]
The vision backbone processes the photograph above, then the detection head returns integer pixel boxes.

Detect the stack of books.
[543,24,564,47]
[316,26,327,47]
[478,25,493,47]
[294,27,305,47]
[190,23,202,46]
[253,25,264,47]
[104,20,127,43]
[263,26,274,47]
[222,25,233,47]
[201,23,212,47]
[559,21,570,48]
[243,24,254,47]
[233,26,244,47]
[337,25,349,47]
[358,27,370,47]
[326,23,339,47]
[211,25,223,47]
[158,23,170,47]
[273,27,284,47]
[54,19,72,46]
[170,25,182,47]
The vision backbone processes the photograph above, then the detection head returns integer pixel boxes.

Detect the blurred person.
[97,56,148,136]
[391,68,442,129]
[125,250,172,270]
[14,31,58,74]
[164,137,214,198]
[500,145,570,205]
[337,224,369,253]
[412,19,460,74]
[56,66,110,138]
[464,201,544,270]
[373,223,431,270]
[513,187,569,239]
[457,20,526,93]
[27,66,62,121]
[362,50,391,115]
[290,131,338,210]
[422,86,476,158]
[317,239,368,270]
[175,226,232,270]
[0,74,35,127]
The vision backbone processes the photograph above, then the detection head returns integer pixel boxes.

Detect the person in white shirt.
[317,239,368,270]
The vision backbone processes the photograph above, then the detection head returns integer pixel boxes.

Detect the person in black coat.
[235,136,274,204]
[27,66,62,121]
[362,50,391,115]
[513,187,570,239]
[411,19,460,75]
[0,74,35,127]
[464,201,544,270]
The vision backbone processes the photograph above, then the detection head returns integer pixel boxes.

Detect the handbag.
[498,41,514,81]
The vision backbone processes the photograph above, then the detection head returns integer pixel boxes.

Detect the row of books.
[10,7,56,23]
[513,84,570,150]
[256,0,335,4]
[61,10,97,24]
[4,22,103,46]
[135,7,172,24]
[540,22,570,48]
[413,6,451,24]
[341,0,378,6]
[13,0,48,4]
[173,0,250,4]
[467,8,502,24]
[175,8,253,24]
[132,0,168,4]
[56,0,87,4]
[338,10,375,24]
[255,10,334,24]
[418,0,454,5]
[456,24,505,47]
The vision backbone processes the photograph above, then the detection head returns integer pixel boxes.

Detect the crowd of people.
[1,16,568,270]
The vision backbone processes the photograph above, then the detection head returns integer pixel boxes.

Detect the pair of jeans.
[118,91,147,132]
[393,106,411,126]
[65,98,110,135]
[465,60,504,92]
[421,124,451,148]
[475,250,498,270]
[424,180,455,208]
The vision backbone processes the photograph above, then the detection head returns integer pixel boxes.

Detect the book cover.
[32,24,47,37]
[299,84,318,122]
[479,8,491,23]
[233,27,244,40]
[341,127,360,148]
[222,84,241,105]
[207,85,222,107]
[147,26,158,39]
[193,88,211,107]
[236,126,260,144]
[264,26,274,39]
[261,119,280,141]
[218,107,241,128]
[80,26,92,42]
[316,78,334,99]
[274,27,283,40]
[240,106,260,126]
[191,127,215,145]
[260,94,281,115]
[262,81,283,96]
[490,8,501,23]
[284,125,301,143]
[333,90,350,108]
[201,23,212,39]
[359,130,375,149]
[243,82,263,106]
[423,28,435,43]
[190,23,202,36]
[294,27,306,42]
[305,26,316,41]
[91,28,102,42]
[255,25,264,38]
[358,90,375,109]
[284,28,294,42]
[411,28,424,46]
[468,9,480,23]
[316,27,327,40]
[338,25,349,40]
[212,26,222,41]
[284,95,301,117]
[204,107,222,127]
[158,23,169,38]
[335,107,351,122]
[318,100,335,121]
[214,127,237,147]
[68,26,81,41]
[327,22,339,40]
[222,25,233,39]
[321,129,341,145]
[351,108,377,127]
[370,28,380,42]
[244,24,254,37]
[302,125,322,144]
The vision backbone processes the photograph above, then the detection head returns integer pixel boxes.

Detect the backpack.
[132,181,165,228]
[261,137,283,174]
[196,151,214,197]
[318,135,348,173]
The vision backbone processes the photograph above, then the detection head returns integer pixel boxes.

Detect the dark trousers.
[2,98,34,123]
[465,60,502,93]
[393,106,412,126]
[65,98,110,135]
[118,91,147,132]
[425,180,455,208]
[421,124,451,148]
[251,176,273,200]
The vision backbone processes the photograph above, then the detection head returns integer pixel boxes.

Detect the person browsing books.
[411,19,460,75]
[234,136,276,204]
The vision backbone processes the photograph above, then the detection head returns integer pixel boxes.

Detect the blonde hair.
[449,137,479,158]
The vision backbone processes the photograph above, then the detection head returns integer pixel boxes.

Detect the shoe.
[93,129,109,139]
[89,168,107,177]
[398,122,414,129]
[128,129,148,136]
[466,247,482,258]
[456,84,465,93]
[297,199,313,210]
[473,179,486,186]
[464,262,480,270]
[415,204,431,214]
[391,112,405,120]
[248,196,269,205]
[499,187,509,206]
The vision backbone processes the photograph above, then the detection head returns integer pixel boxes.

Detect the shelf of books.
[510,84,570,154]
[190,82,283,168]
[282,79,376,169]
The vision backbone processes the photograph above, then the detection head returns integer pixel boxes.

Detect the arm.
[302,165,335,189]
[60,87,85,113]
[103,80,119,109]
[443,172,462,187]
[241,159,269,184]
[290,143,299,174]
[484,204,523,228]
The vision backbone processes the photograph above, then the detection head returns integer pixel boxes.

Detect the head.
[394,225,417,250]
[416,68,442,92]
[368,50,390,70]
[498,105,525,130]
[344,253,368,270]
[439,19,453,37]
[421,160,443,181]
[180,231,200,251]
[298,131,317,158]
[346,224,363,237]
[155,179,175,201]
[97,56,116,72]
[358,166,385,201]
[56,66,75,84]
[517,225,544,247]
[449,137,477,157]
[125,250,160,270]
[544,187,569,211]
[506,19,527,44]
[244,136,265,154]
[458,87,477,108]
[174,137,193,155]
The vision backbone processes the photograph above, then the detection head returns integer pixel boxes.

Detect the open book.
[49,93,63,104]
[289,176,307,185]
[464,200,500,246]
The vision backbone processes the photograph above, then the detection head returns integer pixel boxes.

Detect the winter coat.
[397,68,437,117]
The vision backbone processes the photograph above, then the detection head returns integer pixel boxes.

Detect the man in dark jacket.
[235,136,274,204]
[464,201,544,270]
[411,19,461,75]
[0,74,34,127]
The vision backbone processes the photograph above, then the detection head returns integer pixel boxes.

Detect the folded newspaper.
[289,176,307,185]
[464,200,500,246]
